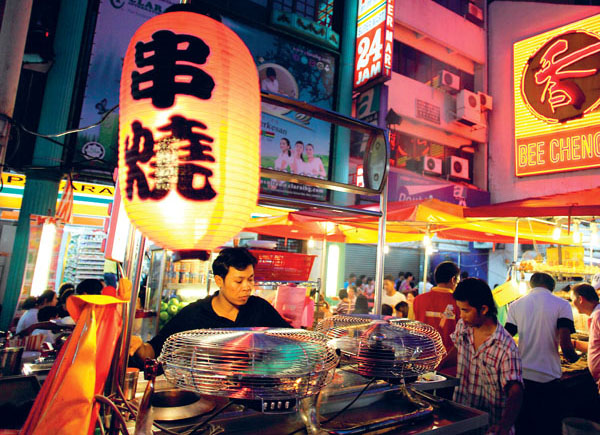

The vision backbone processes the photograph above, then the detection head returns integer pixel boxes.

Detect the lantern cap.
[172,250,211,262]
[164,3,222,22]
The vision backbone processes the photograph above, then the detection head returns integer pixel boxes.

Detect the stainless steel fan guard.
[158,328,338,400]
[316,316,446,380]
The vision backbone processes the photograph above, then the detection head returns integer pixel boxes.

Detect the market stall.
[463,188,600,423]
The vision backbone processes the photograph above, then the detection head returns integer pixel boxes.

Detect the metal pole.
[513,218,520,263]
[422,231,429,294]
[317,237,328,323]
[373,179,388,315]
[0,0,33,173]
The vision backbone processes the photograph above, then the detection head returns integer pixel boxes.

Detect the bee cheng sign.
[514,14,600,176]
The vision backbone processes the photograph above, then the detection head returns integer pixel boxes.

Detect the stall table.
[144,372,487,435]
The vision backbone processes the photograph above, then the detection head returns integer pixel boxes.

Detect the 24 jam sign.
[119,10,260,253]
[521,30,600,124]
[353,0,395,90]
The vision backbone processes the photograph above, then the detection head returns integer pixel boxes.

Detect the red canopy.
[463,187,600,218]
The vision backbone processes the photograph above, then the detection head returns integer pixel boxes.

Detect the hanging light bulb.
[552,225,561,241]
[423,232,431,247]
[591,223,599,246]
[573,222,581,244]
[519,280,528,296]
[307,237,315,249]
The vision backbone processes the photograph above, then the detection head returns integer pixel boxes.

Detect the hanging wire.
[18,104,119,138]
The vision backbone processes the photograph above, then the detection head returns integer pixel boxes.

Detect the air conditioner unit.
[433,70,460,93]
[448,156,470,180]
[456,89,481,126]
[466,2,484,21]
[423,156,443,175]
[478,92,493,111]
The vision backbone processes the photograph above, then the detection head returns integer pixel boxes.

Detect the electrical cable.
[18,103,119,138]
[94,395,130,435]
[186,401,234,435]
[320,377,376,425]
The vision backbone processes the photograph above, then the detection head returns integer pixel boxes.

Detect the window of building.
[392,40,475,92]
[272,0,334,26]
[432,0,466,16]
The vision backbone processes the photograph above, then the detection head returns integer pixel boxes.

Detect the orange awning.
[463,187,600,218]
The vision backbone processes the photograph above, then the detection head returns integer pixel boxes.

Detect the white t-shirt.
[16,308,39,334]
[506,287,574,382]
[31,328,57,344]
[261,78,279,93]
[303,157,325,178]
[381,292,407,308]
[274,152,293,172]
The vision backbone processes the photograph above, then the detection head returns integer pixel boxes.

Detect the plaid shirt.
[451,319,523,432]
[334,300,355,315]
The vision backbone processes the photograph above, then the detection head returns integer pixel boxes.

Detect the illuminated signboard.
[514,14,600,176]
[353,0,395,90]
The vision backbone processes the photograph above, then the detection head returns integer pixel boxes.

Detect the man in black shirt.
[132,247,290,360]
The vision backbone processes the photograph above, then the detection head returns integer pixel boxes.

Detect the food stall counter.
[149,371,486,435]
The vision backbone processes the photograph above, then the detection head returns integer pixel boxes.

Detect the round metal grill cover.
[158,328,339,400]
[316,316,446,379]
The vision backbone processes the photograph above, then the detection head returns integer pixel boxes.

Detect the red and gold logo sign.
[521,30,600,124]
[514,14,600,177]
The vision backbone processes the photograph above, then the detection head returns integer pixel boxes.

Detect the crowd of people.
[11,277,118,348]
[8,247,600,434]
[335,263,600,434]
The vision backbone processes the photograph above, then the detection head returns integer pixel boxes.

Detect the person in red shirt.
[413,261,460,354]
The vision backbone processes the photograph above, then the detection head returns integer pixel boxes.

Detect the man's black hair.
[573,283,599,304]
[21,296,38,310]
[404,271,413,279]
[530,272,555,292]
[76,279,103,295]
[38,290,56,305]
[266,67,276,78]
[59,289,75,306]
[348,273,356,279]
[453,278,498,321]
[37,306,59,322]
[460,271,469,280]
[434,261,460,285]
[338,288,348,300]
[58,282,75,299]
[212,247,258,280]
[353,294,369,314]
[395,301,409,317]
[381,304,393,316]
[384,274,394,282]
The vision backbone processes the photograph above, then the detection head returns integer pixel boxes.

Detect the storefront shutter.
[344,244,422,282]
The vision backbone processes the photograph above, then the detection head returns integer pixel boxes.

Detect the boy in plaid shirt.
[444,278,523,435]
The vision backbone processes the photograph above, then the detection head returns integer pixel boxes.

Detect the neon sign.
[353,0,395,90]
[514,14,600,176]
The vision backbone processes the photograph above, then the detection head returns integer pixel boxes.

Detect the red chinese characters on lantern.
[131,30,215,108]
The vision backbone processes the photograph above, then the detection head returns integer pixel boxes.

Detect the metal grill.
[316,316,446,380]
[158,328,338,400]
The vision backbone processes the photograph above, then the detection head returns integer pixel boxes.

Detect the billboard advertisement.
[75,0,179,179]
[514,14,600,176]
[223,18,336,201]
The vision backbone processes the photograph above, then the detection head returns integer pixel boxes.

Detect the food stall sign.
[119,10,260,255]
[353,0,395,90]
[514,14,600,176]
